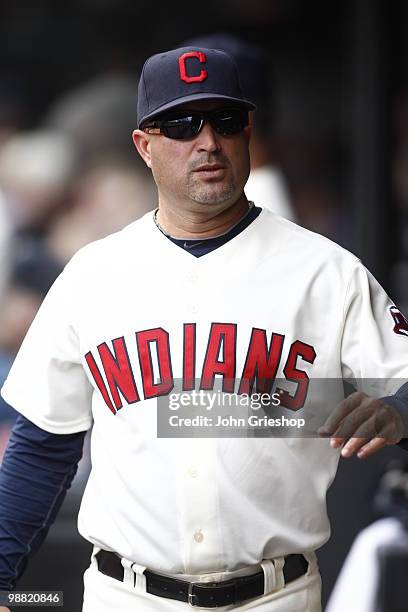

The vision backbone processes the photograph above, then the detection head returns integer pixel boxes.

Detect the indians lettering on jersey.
[389,306,408,337]
[84,324,316,415]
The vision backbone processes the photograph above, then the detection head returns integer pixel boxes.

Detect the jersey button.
[193,529,204,543]
[188,467,198,478]
[191,305,199,314]
[187,272,198,283]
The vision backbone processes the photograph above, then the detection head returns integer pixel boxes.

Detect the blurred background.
[0,0,408,610]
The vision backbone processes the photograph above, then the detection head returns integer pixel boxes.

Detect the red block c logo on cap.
[179,51,208,83]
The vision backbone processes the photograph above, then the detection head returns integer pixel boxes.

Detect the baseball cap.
[137,46,256,128]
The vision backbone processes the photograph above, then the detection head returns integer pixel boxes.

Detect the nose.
[195,121,221,153]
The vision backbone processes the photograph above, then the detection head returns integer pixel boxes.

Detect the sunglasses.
[142,107,249,140]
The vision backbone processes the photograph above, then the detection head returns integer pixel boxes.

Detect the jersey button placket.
[188,269,200,315]
[177,439,223,572]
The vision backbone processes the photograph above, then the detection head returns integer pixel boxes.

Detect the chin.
[189,186,235,206]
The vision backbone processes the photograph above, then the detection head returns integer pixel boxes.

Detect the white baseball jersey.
[2,208,408,575]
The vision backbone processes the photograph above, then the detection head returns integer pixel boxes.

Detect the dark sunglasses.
[142,107,249,140]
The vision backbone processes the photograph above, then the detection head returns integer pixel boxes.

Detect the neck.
[156,193,250,239]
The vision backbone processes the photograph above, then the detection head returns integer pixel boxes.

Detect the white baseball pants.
[82,550,322,612]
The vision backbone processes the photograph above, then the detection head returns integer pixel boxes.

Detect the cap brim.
[138,93,256,127]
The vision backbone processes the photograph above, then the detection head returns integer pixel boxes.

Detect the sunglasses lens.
[211,109,248,136]
[146,108,248,140]
[161,115,201,140]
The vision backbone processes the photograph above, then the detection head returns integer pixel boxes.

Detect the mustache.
[189,154,230,171]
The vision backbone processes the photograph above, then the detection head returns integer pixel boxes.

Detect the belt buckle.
[188,581,199,607]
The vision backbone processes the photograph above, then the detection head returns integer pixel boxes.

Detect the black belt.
[95,550,308,608]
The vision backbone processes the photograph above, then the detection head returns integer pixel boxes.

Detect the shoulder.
[63,210,154,275]
[257,208,360,272]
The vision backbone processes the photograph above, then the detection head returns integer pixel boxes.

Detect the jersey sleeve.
[1,267,93,434]
[340,260,408,396]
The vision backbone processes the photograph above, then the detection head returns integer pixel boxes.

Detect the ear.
[243,124,252,142]
[132,129,152,168]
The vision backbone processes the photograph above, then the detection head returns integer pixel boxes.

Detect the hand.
[318,391,405,459]
[0,607,11,611]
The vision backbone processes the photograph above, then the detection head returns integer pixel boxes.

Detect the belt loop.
[273,557,285,589]
[260,557,285,594]
[121,558,135,588]
[132,562,147,592]
[91,546,101,567]
[302,551,315,575]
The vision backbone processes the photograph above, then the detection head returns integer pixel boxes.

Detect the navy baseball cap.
[137,46,256,128]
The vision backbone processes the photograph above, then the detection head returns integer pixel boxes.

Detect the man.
[0,46,407,612]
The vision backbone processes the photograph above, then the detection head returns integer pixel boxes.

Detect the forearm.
[0,415,86,590]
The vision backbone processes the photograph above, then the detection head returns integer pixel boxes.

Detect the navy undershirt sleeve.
[0,414,86,590]
[381,382,408,451]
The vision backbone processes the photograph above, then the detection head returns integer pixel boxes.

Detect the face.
[133,100,251,214]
